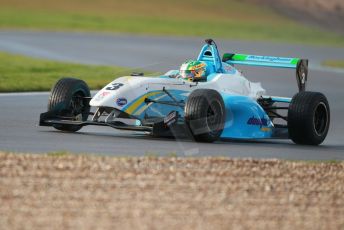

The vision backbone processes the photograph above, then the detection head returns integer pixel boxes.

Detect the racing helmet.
[180,60,208,82]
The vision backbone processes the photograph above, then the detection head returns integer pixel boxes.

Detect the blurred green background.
[0,0,343,46]
[0,0,343,92]
[0,52,132,92]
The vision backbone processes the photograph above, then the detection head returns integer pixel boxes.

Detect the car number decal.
[106,83,124,90]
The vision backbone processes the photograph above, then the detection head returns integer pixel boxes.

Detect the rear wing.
[222,53,308,92]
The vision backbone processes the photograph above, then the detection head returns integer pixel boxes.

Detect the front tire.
[48,78,91,132]
[288,91,330,145]
[185,89,225,142]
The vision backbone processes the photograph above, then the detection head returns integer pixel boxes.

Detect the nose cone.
[89,76,148,108]
[90,90,112,105]
[90,78,129,107]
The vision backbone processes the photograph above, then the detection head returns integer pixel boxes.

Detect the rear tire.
[185,89,225,142]
[288,91,330,145]
[48,78,91,132]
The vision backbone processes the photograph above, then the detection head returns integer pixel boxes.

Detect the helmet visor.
[180,70,195,79]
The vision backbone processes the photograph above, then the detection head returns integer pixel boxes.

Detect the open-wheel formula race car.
[39,39,330,145]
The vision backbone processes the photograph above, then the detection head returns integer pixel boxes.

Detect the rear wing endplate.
[222,53,308,92]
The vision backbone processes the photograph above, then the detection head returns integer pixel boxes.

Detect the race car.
[39,39,330,145]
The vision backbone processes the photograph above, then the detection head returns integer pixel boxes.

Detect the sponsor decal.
[116,97,127,107]
[247,116,268,127]
[246,55,293,64]
[260,127,271,132]
[95,91,110,101]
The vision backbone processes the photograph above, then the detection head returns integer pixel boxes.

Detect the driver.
[179,60,208,82]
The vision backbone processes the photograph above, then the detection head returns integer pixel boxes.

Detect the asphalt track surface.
[1,31,344,160]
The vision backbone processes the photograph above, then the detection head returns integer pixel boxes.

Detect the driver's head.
[180,60,207,82]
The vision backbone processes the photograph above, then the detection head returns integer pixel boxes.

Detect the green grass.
[322,60,344,69]
[0,52,139,92]
[0,0,343,46]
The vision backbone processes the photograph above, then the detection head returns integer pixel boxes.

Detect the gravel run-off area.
[0,152,343,230]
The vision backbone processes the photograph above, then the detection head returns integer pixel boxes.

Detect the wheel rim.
[313,102,328,136]
[206,100,223,134]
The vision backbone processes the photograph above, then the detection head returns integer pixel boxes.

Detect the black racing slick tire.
[185,89,225,143]
[48,78,91,132]
[288,91,330,145]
